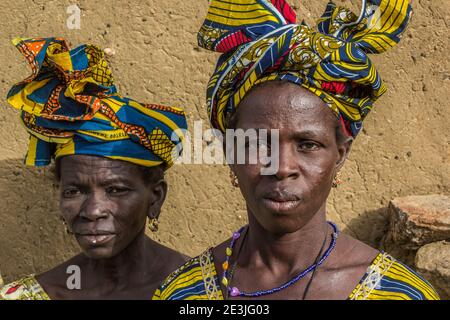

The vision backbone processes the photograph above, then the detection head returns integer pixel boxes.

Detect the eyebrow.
[61,176,136,187]
[231,127,326,143]
[99,177,135,186]
[294,130,322,137]
[290,129,325,140]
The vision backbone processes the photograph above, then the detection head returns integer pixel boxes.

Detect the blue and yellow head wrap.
[198,0,412,137]
[6,37,187,168]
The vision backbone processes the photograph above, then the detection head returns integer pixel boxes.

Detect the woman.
[154,0,440,300]
[0,37,188,299]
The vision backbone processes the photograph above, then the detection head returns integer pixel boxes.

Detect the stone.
[103,48,116,56]
[415,241,450,299]
[385,194,450,249]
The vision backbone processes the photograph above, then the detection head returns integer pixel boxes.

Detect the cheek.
[301,154,336,192]
[235,164,260,189]
[113,196,149,232]
[59,197,82,223]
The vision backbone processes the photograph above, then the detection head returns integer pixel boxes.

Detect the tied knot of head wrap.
[6,37,187,168]
[197,0,412,137]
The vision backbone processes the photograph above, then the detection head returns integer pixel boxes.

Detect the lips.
[262,190,302,213]
[263,190,300,202]
[75,231,116,246]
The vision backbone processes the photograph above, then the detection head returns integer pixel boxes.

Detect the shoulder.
[153,241,190,270]
[152,248,223,300]
[0,275,50,300]
[349,253,440,300]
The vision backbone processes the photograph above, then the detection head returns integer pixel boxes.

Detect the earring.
[148,218,159,232]
[60,217,73,235]
[230,170,239,188]
[332,171,342,188]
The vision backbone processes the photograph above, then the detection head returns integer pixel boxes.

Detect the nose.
[79,191,110,221]
[274,144,300,181]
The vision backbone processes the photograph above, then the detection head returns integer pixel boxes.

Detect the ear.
[147,178,168,220]
[335,136,353,172]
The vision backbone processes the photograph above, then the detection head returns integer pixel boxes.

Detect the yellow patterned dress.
[153,250,440,300]
[0,275,50,300]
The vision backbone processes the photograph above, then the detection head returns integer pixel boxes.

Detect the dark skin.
[213,81,379,300]
[35,155,188,299]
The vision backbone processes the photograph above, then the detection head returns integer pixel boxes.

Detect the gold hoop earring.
[230,170,239,188]
[332,171,342,188]
[148,218,159,232]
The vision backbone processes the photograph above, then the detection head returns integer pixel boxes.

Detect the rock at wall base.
[415,241,450,300]
[385,194,450,249]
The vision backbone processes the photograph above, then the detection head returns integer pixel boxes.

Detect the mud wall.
[0,0,448,288]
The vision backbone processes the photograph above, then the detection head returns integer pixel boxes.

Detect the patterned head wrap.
[6,37,187,168]
[198,0,412,137]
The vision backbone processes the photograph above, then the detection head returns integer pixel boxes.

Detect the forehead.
[59,155,141,181]
[235,81,337,133]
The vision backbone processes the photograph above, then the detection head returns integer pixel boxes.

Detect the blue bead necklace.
[221,221,339,298]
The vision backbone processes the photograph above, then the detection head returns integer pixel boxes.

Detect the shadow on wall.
[0,159,79,284]
[343,206,448,299]
[341,207,389,248]
[343,207,417,266]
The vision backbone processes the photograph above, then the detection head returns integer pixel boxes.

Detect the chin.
[257,207,316,235]
[80,246,117,259]
[257,215,301,235]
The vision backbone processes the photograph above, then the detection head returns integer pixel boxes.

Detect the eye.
[106,186,131,196]
[62,187,81,198]
[298,141,321,151]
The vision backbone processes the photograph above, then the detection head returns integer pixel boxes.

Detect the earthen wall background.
[0,0,448,293]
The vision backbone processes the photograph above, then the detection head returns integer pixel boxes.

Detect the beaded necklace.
[221,221,339,298]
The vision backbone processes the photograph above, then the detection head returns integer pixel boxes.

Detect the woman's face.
[59,155,166,259]
[231,81,351,234]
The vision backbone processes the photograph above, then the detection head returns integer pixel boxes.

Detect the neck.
[240,204,330,274]
[81,229,156,290]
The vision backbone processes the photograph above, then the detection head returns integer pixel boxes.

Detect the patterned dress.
[153,250,440,300]
[0,275,50,300]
